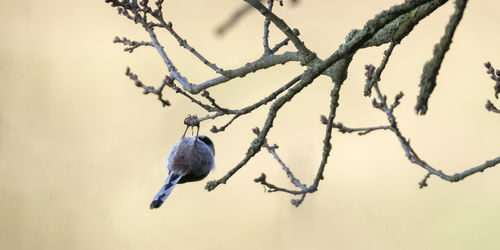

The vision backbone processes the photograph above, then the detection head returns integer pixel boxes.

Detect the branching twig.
[270,28,300,54]
[201,90,227,112]
[484,61,500,114]
[202,74,302,130]
[113,36,153,53]
[106,0,500,206]
[262,0,274,55]
[378,81,499,186]
[125,67,171,106]
[206,0,442,192]
[254,173,303,195]
[253,127,307,189]
[161,75,214,111]
[250,127,309,206]
[146,28,194,93]
[244,0,314,64]
[152,20,225,74]
[148,24,300,95]
[192,52,299,94]
[209,114,242,133]
[364,42,398,96]
[334,55,500,187]
[418,172,431,188]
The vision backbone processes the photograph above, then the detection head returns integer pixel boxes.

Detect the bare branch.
[113,36,153,53]
[105,0,500,207]
[262,0,274,55]
[206,0,443,192]
[125,67,171,106]
[484,61,500,98]
[149,29,300,94]
[332,122,392,136]
[364,42,398,96]
[193,52,299,94]
[209,114,242,133]
[201,74,302,129]
[366,64,500,186]
[418,172,431,188]
[162,76,214,112]
[249,126,310,206]
[153,20,225,74]
[253,127,307,190]
[377,82,500,185]
[263,144,307,190]
[254,173,303,195]
[361,0,447,48]
[416,0,468,115]
[245,0,315,64]
[145,26,300,95]
[270,28,300,54]
[205,73,304,190]
[146,28,194,92]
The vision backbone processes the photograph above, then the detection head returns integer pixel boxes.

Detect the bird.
[150,135,215,209]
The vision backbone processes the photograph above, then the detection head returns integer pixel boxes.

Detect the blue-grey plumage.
[150,135,215,209]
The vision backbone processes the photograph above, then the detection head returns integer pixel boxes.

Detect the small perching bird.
[150,115,215,209]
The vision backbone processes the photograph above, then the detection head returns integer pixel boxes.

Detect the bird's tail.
[150,173,183,209]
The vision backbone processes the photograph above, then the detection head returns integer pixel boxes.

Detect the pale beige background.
[1,1,500,249]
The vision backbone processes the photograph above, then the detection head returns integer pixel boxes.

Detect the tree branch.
[262,0,273,55]
[416,0,468,115]
[244,0,315,65]
[206,0,442,192]
[105,0,500,206]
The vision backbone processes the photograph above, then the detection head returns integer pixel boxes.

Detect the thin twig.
[270,28,300,54]
[162,76,215,112]
[255,128,307,189]
[251,126,310,205]
[113,36,153,53]
[484,61,500,99]
[254,173,304,195]
[210,114,242,133]
[364,42,398,96]
[201,90,228,112]
[333,123,392,135]
[125,67,171,106]
[264,145,307,189]
[146,28,194,93]
[152,19,225,74]
[418,172,431,188]
[263,0,273,55]
[245,0,313,60]
[200,74,302,127]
